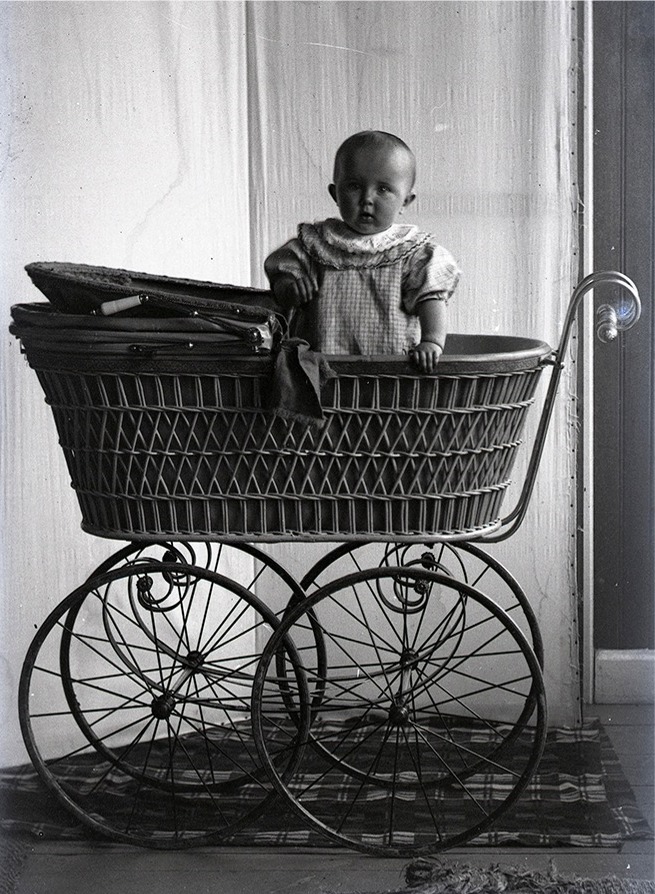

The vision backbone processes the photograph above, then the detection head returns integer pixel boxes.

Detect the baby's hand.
[272,273,315,308]
[409,340,443,374]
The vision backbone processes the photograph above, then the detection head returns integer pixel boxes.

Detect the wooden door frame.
[583,0,655,702]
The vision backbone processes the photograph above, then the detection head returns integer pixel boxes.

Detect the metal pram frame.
[10,270,640,856]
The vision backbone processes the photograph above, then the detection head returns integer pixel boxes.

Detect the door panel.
[593,2,654,649]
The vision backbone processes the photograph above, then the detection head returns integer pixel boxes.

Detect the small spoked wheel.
[86,541,309,612]
[84,540,327,711]
[19,561,307,848]
[300,541,543,772]
[301,541,543,667]
[252,566,547,857]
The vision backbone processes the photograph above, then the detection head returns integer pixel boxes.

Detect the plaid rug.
[0,721,651,849]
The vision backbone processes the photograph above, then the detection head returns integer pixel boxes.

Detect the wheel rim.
[20,561,307,848]
[252,566,547,857]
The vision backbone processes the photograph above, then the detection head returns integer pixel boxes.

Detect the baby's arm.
[410,298,447,374]
[270,272,315,308]
[402,240,459,374]
[264,241,317,309]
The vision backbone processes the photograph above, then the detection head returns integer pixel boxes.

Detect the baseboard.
[594,649,655,704]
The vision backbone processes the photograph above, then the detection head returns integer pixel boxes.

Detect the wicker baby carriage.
[10,265,640,856]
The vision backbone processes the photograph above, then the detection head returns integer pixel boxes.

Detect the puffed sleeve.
[264,237,320,292]
[401,240,461,314]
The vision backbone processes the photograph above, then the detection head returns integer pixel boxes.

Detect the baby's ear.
[328,183,337,203]
[403,191,416,209]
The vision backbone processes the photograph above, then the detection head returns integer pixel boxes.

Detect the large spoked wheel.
[252,567,547,857]
[19,562,308,848]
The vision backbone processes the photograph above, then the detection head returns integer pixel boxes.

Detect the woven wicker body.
[12,303,551,542]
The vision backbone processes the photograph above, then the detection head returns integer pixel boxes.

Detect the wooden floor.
[11,705,654,894]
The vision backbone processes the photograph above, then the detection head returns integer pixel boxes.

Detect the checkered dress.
[264,219,460,354]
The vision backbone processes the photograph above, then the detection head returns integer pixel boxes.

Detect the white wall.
[1,0,580,766]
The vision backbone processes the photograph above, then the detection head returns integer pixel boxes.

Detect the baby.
[264,130,460,373]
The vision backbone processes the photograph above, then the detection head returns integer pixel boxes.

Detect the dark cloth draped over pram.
[264,338,335,427]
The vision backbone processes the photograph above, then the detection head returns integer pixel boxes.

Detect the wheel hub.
[387,649,421,726]
[151,692,177,719]
[185,650,205,669]
[388,702,410,726]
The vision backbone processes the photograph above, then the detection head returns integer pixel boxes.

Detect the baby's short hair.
[333,131,416,185]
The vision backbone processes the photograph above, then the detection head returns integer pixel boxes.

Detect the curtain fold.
[0,0,252,763]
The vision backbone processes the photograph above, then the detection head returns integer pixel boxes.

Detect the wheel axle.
[388,703,411,727]
[151,692,176,719]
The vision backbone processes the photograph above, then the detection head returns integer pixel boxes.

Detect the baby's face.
[329,146,415,235]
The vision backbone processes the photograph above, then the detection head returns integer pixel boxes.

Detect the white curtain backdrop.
[0,1,251,764]
[1,0,579,764]
[249,0,581,727]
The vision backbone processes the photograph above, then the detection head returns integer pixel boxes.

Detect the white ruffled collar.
[311,218,421,254]
[296,218,431,269]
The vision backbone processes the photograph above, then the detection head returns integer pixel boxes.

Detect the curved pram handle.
[485,270,641,542]
[559,270,642,352]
